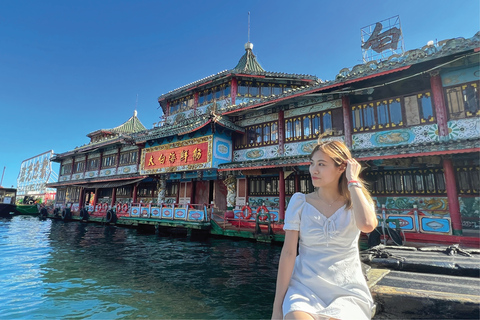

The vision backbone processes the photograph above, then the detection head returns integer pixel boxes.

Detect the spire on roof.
[110,110,146,134]
[234,42,265,72]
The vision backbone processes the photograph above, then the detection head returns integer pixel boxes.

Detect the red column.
[98,152,103,176]
[83,154,89,176]
[342,96,352,148]
[111,188,116,207]
[294,172,300,193]
[278,110,285,156]
[279,169,285,222]
[133,184,138,204]
[443,158,462,235]
[430,71,449,139]
[79,188,85,208]
[231,77,237,106]
[93,188,98,207]
[194,92,199,116]
[70,157,75,181]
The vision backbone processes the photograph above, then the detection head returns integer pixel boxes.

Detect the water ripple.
[0,216,280,319]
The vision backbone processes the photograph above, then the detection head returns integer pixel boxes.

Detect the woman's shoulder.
[290,192,307,202]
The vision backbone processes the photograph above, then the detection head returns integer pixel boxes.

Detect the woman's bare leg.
[285,311,315,320]
[285,311,338,320]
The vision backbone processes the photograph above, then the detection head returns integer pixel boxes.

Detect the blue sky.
[0,0,479,188]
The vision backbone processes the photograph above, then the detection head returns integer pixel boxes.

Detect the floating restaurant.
[47,28,479,246]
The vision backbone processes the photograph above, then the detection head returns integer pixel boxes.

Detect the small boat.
[361,244,480,277]
[0,187,17,217]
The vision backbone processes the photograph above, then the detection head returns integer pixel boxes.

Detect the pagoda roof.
[134,113,244,144]
[157,42,318,103]
[51,111,147,161]
[234,42,265,72]
[87,110,146,138]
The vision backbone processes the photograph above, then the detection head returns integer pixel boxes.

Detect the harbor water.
[0,216,280,319]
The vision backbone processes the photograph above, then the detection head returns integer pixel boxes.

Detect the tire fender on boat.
[368,227,403,247]
[39,207,48,218]
[106,209,117,223]
[80,208,89,220]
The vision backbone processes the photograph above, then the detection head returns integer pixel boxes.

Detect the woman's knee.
[284,311,315,320]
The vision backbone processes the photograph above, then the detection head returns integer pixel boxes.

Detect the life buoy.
[116,203,122,213]
[256,206,269,221]
[122,203,129,213]
[95,204,101,212]
[240,206,252,219]
[102,203,108,212]
[106,209,117,223]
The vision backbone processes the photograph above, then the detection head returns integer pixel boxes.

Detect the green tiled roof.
[110,111,146,134]
[234,42,264,72]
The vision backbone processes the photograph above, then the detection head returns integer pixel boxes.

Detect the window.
[101,155,116,168]
[249,177,279,196]
[445,81,480,119]
[119,151,138,165]
[166,183,178,197]
[60,163,72,175]
[237,81,286,98]
[404,92,435,126]
[285,109,342,142]
[116,186,132,197]
[98,188,112,198]
[261,85,271,97]
[366,168,446,195]
[87,158,99,171]
[457,166,480,194]
[350,92,442,132]
[235,121,279,149]
[73,161,85,173]
[138,185,154,197]
[299,175,314,194]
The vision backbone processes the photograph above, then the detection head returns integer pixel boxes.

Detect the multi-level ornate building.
[48,32,480,244]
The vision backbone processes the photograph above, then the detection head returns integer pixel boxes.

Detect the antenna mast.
[0,166,5,187]
[248,12,250,43]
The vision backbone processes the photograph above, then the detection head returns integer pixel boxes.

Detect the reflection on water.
[0,216,280,319]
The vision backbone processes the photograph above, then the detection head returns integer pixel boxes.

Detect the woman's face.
[309,150,345,189]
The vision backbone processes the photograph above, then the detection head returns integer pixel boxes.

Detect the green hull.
[16,205,39,215]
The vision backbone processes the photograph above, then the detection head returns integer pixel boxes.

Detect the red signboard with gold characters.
[140,136,212,173]
[144,142,208,170]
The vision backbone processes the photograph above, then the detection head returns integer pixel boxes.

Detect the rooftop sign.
[361,15,404,62]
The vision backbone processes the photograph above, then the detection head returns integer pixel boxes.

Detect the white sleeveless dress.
[282,192,374,320]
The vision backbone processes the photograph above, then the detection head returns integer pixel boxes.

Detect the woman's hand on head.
[345,158,361,181]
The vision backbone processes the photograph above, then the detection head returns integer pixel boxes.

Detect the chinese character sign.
[361,16,404,62]
[17,150,55,196]
[362,22,401,53]
[143,142,209,170]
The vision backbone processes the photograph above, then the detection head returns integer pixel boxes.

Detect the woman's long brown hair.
[310,136,374,209]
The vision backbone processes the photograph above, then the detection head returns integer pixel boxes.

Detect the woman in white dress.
[271,139,378,320]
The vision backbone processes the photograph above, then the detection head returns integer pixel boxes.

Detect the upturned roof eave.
[157,68,318,103]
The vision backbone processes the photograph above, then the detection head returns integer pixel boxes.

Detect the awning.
[47,176,147,188]
[73,177,147,189]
